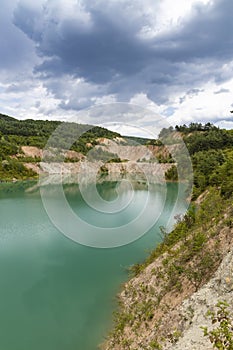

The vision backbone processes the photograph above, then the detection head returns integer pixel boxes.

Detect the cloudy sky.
[1,0,233,135]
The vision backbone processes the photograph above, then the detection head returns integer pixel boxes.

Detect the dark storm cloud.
[13,1,150,84]
[0,1,36,76]
[154,0,233,63]
[12,0,233,109]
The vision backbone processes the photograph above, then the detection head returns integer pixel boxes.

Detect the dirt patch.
[21,146,42,158]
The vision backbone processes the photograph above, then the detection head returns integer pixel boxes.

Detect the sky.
[1,0,233,136]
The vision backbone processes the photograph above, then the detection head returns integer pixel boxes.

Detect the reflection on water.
[0,179,189,350]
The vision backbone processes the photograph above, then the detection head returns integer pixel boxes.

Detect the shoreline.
[101,188,233,349]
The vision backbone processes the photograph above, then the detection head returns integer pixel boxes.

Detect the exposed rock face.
[164,249,233,350]
[95,139,152,161]
[40,162,82,174]
[103,250,233,350]
[23,139,175,181]
[21,146,43,158]
[21,146,85,161]
[105,162,172,182]
[64,150,85,160]
[22,137,177,182]
[33,161,173,185]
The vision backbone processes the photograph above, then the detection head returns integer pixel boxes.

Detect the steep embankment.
[164,248,233,350]
[103,189,233,350]
[101,125,233,350]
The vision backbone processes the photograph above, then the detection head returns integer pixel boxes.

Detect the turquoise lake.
[0,180,189,350]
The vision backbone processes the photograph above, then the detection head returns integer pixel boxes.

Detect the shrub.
[202,301,233,349]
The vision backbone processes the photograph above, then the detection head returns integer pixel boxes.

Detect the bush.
[202,301,233,350]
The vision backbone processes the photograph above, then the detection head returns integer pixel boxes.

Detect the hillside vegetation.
[0,113,120,180]
[157,123,233,198]
[103,123,233,350]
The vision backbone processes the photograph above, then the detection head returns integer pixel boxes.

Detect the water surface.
[0,180,188,350]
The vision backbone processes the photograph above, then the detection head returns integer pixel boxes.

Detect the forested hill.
[0,112,120,144]
[0,112,121,156]
[0,112,121,180]
[0,113,16,122]
[158,123,233,199]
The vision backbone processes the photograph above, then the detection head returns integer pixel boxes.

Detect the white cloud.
[139,0,212,38]
[167,79,233,126]
[102,123,155,138]
[0,0,233,133]
[0,80,60,120]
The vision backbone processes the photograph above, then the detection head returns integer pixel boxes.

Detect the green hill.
[0,113,120,180]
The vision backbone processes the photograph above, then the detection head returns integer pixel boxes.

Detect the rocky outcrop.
[21,146,43,158]
[23,139,177,183]
[164,249,233,350]
[95,139,153,161]
[29,161,173,184]
[21,146,85,161]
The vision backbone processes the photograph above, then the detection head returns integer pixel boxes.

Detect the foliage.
[184,128,233,155]
[157,152,175,164]
[175,122,217,133]
[106,157,127,163]
[202,301,233,349]
[0,159,36,180]
[125,136,151,145]
[0,113,120,158]
[191,149,225,197]
[146,139,163,146]
[159,123,233,155]
[0,138,18,159]
[165,165,178,181]
[159,124,233,197]
[210,152,233,199]
[0,113,121,180]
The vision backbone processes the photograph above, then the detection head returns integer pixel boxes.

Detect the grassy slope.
[103,126,233,350]
[104,190,233,349]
